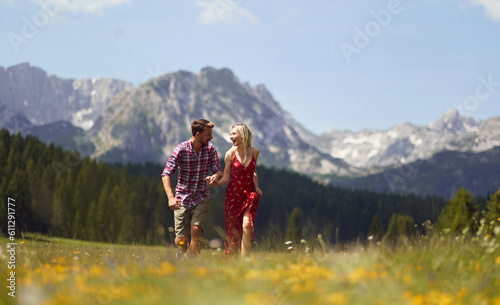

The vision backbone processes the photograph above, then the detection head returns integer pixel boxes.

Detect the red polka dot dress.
[224,150,259,257]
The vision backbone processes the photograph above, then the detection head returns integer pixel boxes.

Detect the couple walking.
[161,119,262,258]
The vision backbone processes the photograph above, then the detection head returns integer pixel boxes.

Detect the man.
[161,119,222,256]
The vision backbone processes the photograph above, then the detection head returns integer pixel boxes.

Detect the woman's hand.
[205,175,218,187]
[256,187,263,197]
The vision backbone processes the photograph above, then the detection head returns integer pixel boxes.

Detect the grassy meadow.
[1,232,500,305]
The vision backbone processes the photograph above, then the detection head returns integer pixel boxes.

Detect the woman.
[212,124,262,257]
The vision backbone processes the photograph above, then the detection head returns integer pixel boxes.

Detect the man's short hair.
[191,119,215,136]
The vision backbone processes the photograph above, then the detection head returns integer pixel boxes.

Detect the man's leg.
[174,205,190,254]
[190,225,203,254]
[190,199,210,256]
[175,236,188,253]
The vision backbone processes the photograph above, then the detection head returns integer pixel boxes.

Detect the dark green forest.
[2,128,495,247]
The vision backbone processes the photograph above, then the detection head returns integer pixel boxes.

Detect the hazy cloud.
[44,0,131,16]
[196,0,260,25]
[467,0,500,21]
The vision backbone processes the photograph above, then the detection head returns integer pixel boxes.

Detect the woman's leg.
[241,208,252,257]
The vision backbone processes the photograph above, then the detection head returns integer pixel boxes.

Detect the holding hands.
[205,174,219,187]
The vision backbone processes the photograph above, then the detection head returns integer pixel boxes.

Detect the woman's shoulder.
[225,147,237,158]
[251,147,259,157]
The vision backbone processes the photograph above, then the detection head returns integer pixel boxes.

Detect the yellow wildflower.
[324,293,348,305]
[410,294,426,305]
[245,292,274,305]
[290,279,316,293]
[494,296,500,305]
[403,274,413,284]
[379,270,389,278]
[156,262,176,275]
[245,269,260,281]
[263,268,284,284]
[345,266,368,283]
[196,266,208,278]
[402,291,413,299]
[456,287,468,302]
[474,261,481,271]
[90,266,102,276]
[368,269,378,280]
[427,290,453,305]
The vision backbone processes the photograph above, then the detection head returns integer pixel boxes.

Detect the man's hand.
[205,174,218,187]
[168,196,181,210]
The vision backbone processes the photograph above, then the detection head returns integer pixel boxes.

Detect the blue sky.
[1,0,499,133]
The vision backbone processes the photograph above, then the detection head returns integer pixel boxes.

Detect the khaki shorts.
[174,199,210,238]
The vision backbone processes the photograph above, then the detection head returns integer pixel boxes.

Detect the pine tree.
[6,168,32,232]
[51,184,66,237]
[85,200,98,240]
[285,207,302,243]
[438,187,480,235]
[107,185,122,242]
[484,189,500,227]
[383,214,415,241]
[368,213,384,241]
[118,191,138,244]
[95,178,114,242]
[37,167,57,230]
[4,133,24,174]
[73,210,82,239]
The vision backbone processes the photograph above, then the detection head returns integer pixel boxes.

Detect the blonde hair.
[231,123,252,148]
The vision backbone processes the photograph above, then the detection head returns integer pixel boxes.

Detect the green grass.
[1,233,499,305]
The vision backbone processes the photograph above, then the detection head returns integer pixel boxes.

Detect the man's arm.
[206,170,222,186]
[207,145,223,185]
[162,175,181,210]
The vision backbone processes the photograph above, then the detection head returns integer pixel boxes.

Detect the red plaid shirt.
[162,140,222,207]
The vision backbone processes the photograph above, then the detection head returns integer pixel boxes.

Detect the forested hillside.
[1,129,452,245]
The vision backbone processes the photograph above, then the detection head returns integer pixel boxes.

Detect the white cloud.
[0,0,17,4]
[39,0,130,16]
[468,0,500,21]
[195,0,260,25]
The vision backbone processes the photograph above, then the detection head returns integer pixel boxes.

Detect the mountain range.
[318,108,500,169]
[336,147,500,199]
[1,63,499,198]
[0,63,133,131]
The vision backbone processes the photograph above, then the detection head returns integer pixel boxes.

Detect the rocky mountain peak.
[6,62,47,79]
[88,66,358,178]
[428,108,480,132]
[197,67,240,89]
[321,107,495,169]
[0,63,133,131]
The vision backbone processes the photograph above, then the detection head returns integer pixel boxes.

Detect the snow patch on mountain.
[320,109,498,168]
